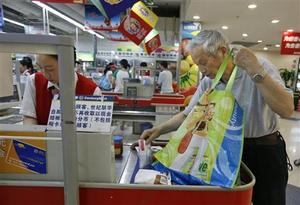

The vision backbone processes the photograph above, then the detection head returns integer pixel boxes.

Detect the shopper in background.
[112,59,130,92]
[20,56,35,76]
[157,61,174,94]
[20,54,102,125]
[139,61,149,77]
[99,62,116,91]
[105,62,117,82]
[141,30,294,205]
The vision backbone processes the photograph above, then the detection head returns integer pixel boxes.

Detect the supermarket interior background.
[0,0,300,204]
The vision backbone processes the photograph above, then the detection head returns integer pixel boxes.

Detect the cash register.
[123,78,154,98]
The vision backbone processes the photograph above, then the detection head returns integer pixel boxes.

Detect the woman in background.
[112,59,130,92]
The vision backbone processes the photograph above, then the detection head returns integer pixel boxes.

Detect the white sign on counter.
[47,96,113,133]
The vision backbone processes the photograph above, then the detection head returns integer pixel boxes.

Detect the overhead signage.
[106,31,129,41]
[95,0,138,18]
[47,96,114,133]
[131,1,158,28]
[181,21,201,39]
[38,0,86,3]
[118,1,158,45]
[144,29,161,54]
[281,31,300,55]
[85,5,121,31]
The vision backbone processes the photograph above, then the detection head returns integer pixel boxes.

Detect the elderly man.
[141,30,293,205]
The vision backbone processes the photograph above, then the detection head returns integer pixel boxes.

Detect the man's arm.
[140,112,186,144]
[235,48,294,118]
[256,74,293,118]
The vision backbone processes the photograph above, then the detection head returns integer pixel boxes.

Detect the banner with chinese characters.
[281,31,300,55]
[0,133,47,174]
[118,1,158,45]
[85,5,121,31]
[0,3,4,30]
[144,29,161,54]
[95,0,138,18]
[47,96,114,133]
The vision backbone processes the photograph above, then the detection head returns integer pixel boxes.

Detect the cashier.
[157,61,174,94]
[20,54,102,125]
[141,30,293,205]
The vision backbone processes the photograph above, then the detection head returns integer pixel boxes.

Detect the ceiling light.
[287,29,294,32]
[3,17,26,27]
[271,19,280,24]
[263,47,268,50]
[257,40,263,43]
[193,15,200,20]
[32,1,104,39]
[242,33,248,37]
[86,29,104,39]
[248,4,257,9]
[275,44,280,48]
[222,26,228,30]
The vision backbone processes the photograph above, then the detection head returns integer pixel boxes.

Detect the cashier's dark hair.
[120,59,130,70]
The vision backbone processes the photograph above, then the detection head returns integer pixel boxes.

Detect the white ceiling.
[184,0,300,51]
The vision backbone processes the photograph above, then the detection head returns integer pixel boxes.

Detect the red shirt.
[35,72,97,125]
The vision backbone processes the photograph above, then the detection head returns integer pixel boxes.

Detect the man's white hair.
[188,30,230,55]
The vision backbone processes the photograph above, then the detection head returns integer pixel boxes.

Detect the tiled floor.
[280,112,300,187]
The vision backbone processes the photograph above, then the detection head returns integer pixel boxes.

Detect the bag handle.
[225,65,237,91]
[211,50,236,91]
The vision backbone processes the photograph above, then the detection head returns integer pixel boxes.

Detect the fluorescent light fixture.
[257,40,263,43]
[263,47,268,50]
[287,29,294,32]
[32,1,104,39]
[3,17,26,27]
[193,15,200,20]
[86,29,104,39]
[221,25,228,30]
[275,44,280,47]
[242,33,248,37]
[271,19,280,24]
[248,4,257,9]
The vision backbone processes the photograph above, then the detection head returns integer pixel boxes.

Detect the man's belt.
[244,131,280,145]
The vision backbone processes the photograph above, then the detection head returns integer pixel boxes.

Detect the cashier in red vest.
[20,54,102,125]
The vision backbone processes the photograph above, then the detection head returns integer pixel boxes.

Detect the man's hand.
[140,126,162,144]
[234,47,263,76]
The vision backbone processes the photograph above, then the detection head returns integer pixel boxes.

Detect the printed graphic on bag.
[154,53,244,188]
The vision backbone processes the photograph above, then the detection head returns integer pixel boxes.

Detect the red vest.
[35,72,97,125]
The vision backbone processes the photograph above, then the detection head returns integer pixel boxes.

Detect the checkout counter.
[0,33,254,205]
[103,78,185,137]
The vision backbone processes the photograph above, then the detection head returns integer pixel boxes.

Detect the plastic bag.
[98,75,112,91]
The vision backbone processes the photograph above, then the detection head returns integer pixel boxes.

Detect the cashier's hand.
[234,47,263,76]
[140,127,162,144]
